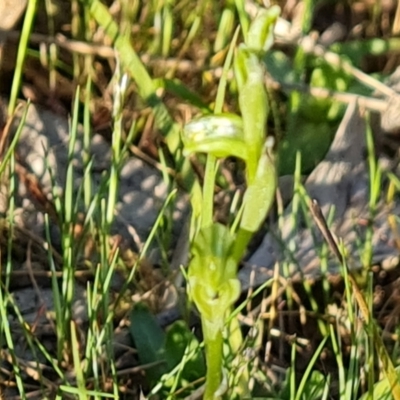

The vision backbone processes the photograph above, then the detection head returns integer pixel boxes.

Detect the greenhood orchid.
[183,5,280,399]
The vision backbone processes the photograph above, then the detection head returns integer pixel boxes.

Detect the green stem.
[203,318,224,400]
[202,155,217,228]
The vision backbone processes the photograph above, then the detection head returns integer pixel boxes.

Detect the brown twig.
[308,199,343,264]
[265,77,389,113]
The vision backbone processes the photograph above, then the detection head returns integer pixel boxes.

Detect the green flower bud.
[246,5,280,53]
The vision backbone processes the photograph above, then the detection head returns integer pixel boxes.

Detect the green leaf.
[300,370,328,400]
[277,119,336,175]
[359,366,400,400]
[164,321,206,382]
[240,137,277,232]
[330,38,400,68]
[129,303,167,384]
[263,50,296,85]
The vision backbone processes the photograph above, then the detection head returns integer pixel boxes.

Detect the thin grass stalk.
[99,198,112,332]
[0,160,56,394]
[8,293,65,392]
[87,267,102,393]
[44,0,57,90]
[83,77,93,209]
[295,186,329,335]
[96,189,177,346]
[94,63,130,394]
[70,321,87,399]
[4,155,16,290]
[8,0,38,116]
[106,63,127,226]
[289,342,296,400]
[0,290,25,397]
[150,343,204,397]
[0,103,30,176]
[98,222,119,396]
[164,0,205,80]
[71,0,82,81]
[330,322,346,397]
[60,87,81,358]
[364,114,381,267]
[346,321,361,399]
[0,152,25,395]
[59,385,116,398]
[44,213,64,363]
[367,271,375,399]
[282,153,303,311]
[294,336,328,400]
[82,283,93,376]
[228,278,274,323]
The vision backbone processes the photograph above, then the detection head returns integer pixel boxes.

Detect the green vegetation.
[1,0,400,399]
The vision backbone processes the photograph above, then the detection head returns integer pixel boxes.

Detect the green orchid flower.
[240,136,276,233]
[188,223,241,331]
[183,113,246,160]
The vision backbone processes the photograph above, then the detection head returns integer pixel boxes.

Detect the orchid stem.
[203,318,224,400]
[202,155,217,228]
